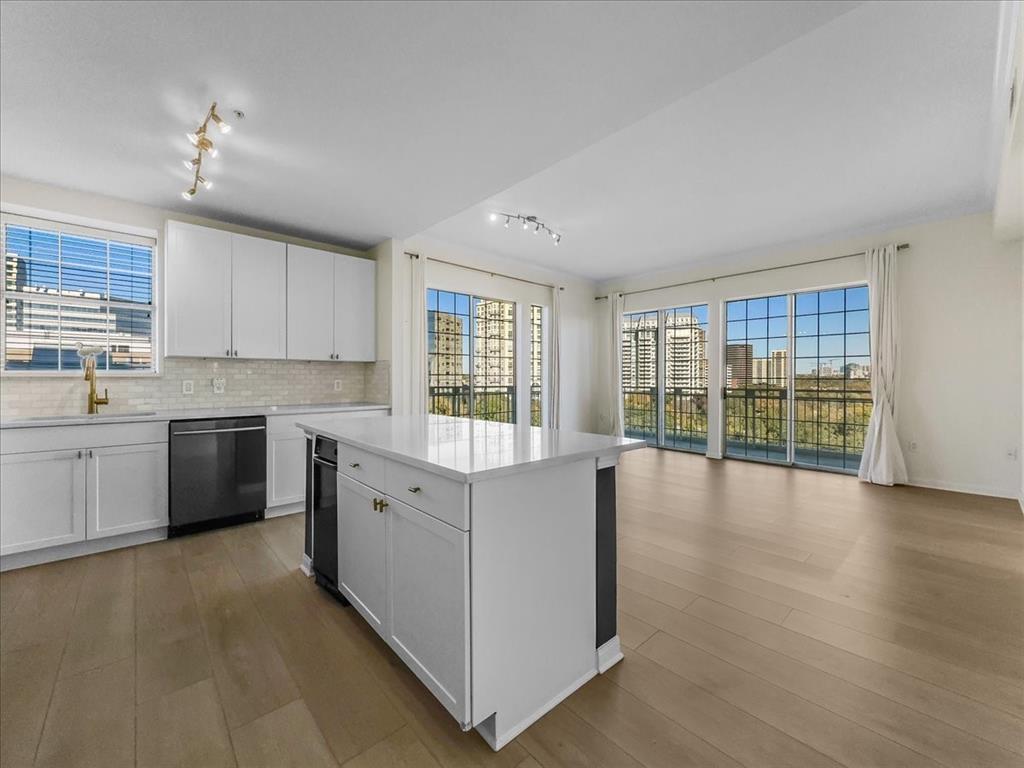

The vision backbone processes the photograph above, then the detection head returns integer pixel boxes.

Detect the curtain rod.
[594,243,910,301]
[405,251,564,291]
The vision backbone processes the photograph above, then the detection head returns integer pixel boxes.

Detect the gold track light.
[180,101,236,200]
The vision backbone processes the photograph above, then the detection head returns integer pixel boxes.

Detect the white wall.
[598,212,1022,499]
[395,235,602,433]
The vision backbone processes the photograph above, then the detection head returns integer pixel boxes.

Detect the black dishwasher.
[168,416,267,537]
[311,436,348,604]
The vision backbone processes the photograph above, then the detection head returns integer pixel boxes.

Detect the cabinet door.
[0,450,86,555]
[165,221,232,358]
[267,430,306,507]
[337,473,387,635]
[333,254,376,361]
[231,234,287,359]
[286,244,335,361]
[387,496,469,724]
[86,443,168,539]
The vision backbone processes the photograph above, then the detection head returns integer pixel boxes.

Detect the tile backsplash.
[0,358,390,419]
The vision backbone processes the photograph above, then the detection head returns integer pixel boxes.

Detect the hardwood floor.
[1,448,1022,767]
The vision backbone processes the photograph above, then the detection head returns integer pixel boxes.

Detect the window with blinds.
[2,214,156,373]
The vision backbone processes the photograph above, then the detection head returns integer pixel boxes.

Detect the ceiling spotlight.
[210,109,231,134]
[489,213,497,222]
[208,147,218,158]
[490,211,561,247]
[534,223,542,234]
[199,176,213,190]
[503,216,510,229]
[182,159,196,170]
[181,187,197,200]
[522,220,529,230]
[554,234,561,246]
[186,131,200,146]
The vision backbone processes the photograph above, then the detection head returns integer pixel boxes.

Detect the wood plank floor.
[2,448,1022,767]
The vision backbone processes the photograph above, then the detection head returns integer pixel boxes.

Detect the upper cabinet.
[165,222,374,361]
[165,221,232,358]
[288,244,376,362]
[231,234,287,360]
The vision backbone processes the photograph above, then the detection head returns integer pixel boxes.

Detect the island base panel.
[596,466,617,648]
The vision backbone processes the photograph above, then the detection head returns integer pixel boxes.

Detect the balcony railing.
[428,385,516,424]
[623,386,709,451]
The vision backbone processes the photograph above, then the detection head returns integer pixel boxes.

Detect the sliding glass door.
[724,285,871,472]
[793,286,871,470]
[622,305,709,451]
[724,295,789,462]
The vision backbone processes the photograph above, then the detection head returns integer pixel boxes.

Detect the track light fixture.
[180,101,236,201]
[490,212,562,246]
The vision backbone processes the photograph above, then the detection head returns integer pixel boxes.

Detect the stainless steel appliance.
[311,435,347,603]
[169,415,266,537]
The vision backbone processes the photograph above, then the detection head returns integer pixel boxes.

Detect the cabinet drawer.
[0,421,169,454]
[385,461,469,531]
[337,443,385,489]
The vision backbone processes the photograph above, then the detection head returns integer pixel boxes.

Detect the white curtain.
[608,293,625,437]
[858,244,908,485]
[408,255,427,415]
[546,287,562,429]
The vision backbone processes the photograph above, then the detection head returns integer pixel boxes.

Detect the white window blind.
[1,213,156,373]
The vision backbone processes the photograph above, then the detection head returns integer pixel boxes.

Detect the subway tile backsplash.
[0,358,391,419]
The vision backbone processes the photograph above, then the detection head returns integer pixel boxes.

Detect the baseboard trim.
[266,502,304,519]
[905,477,1018,500]
[1,528,167,572]
[597,636,624,673]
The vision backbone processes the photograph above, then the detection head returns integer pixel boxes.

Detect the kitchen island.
[296,413,644,750]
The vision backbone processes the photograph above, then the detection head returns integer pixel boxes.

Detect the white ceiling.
[425,1,1005,281]
[0,1,857,251]
[1,2,1003,282]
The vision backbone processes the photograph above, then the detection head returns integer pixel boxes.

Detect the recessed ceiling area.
[425,1,1004,281]
[0,1,857,251]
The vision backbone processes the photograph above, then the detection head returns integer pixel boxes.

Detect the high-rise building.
[427,311,466,387]
[621,313,658,390]
[751,349,788,384]
[725,343,753,388]
[664,313,708,390]
[472,299,514,387]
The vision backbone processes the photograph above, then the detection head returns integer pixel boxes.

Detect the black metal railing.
[428,385,516,424]
[623,386,657,443]
[530,384,542,427]
[664,387,708,452]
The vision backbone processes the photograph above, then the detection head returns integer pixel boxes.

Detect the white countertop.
[295,414,646,482]
[0,402,389,429]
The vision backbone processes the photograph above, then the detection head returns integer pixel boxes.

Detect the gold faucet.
[83,356,110,414]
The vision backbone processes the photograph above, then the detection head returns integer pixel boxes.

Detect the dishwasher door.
[169,416,267,536]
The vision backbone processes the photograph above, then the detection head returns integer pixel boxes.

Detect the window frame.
[0,210,160,377]
[425,287,519,424]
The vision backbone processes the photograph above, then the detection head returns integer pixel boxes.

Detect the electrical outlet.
[212,377,226,395]
[181,380,194,395]
[334,379,343,391]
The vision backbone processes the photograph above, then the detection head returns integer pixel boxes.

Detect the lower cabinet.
[336,470,470,726]
[86,443,168,540]
[0,449,87,556]
[387,497,470,724]
[267,431,306,507]
[0,442,167,556]
[338,473,387,632]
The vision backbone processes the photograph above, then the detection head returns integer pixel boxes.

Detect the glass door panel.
[724,295,789,462]
[622,310,658,444]
[664,305,709,452]
[793,286,871,470]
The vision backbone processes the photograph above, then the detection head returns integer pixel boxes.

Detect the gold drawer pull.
[348,462,360,468]
[407,486,421,494]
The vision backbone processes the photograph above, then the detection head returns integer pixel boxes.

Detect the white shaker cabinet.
[164,221,232,358]
[334,253,376,361]
[286,244,335,361]
[85,443,168,540]
[231,234,287,360]
[0,450,86,555]
[337,473,388,635]
[387,496,470,724]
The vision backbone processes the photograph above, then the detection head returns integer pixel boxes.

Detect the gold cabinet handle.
[348,462,360,468]
[407,486,421,494]
[371,497,389,513]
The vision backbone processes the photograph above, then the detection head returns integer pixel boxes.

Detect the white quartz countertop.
[295,414,646,482]
[0,402,389,429]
